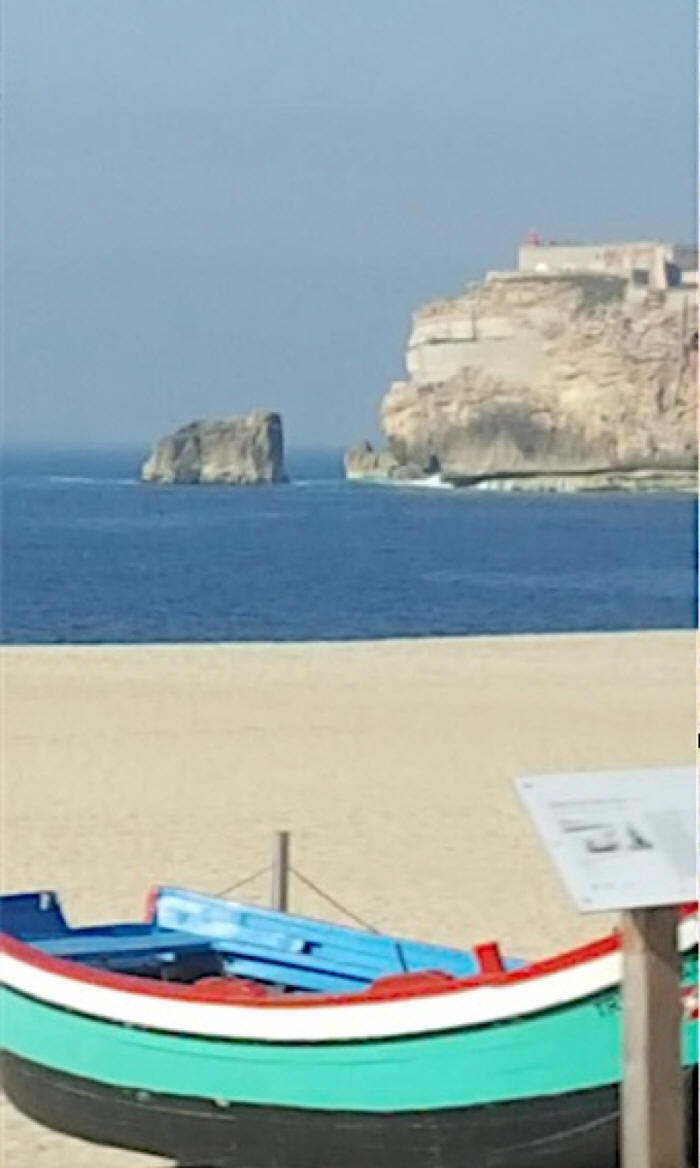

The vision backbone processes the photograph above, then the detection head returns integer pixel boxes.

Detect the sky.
[3,0,696,451]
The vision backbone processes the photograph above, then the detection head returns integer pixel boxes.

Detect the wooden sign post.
[621,907,683,1168]
[515,767,695,1168]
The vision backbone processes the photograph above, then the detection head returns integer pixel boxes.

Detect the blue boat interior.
[0,887,523,995]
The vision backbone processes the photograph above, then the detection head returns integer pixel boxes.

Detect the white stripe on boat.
[1,916,695,1044]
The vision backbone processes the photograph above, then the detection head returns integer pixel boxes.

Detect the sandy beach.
[1,630,695,1167]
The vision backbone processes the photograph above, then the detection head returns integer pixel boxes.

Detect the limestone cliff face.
[353,274,697,489]
[141,411,287,485]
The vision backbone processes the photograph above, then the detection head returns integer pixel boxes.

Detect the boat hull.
[10,1050,698,1168]
[2,904,697,1166]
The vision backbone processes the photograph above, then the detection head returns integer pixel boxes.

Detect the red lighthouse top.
[525,229,541,246]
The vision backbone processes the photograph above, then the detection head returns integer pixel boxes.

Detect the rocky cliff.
[141,411,287,485]
[346,273,697,490]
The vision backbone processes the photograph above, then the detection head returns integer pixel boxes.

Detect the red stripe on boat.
[1,904,695,1010]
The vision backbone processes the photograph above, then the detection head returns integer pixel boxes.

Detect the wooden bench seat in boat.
[32,927,400,994]
[36,929,212,962]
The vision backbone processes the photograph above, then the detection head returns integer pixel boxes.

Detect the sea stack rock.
[344,441,437,482]
[343,441,400,480]
[141,411,287,485]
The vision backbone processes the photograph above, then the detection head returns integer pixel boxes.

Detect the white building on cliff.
[517,235,697,291]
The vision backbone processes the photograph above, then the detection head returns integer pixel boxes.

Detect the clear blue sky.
[4,0,695,450]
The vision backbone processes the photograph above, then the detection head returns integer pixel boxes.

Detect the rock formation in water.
[343,441,435,481]
[141,411,287,485]
[347,272,697,490]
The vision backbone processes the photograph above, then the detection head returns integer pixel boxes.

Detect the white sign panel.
[515,766,696,913]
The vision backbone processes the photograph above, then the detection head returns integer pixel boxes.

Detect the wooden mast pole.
[271,830,290,913]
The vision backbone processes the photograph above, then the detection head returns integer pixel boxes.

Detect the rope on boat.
[213,863,410,970]
[291,868,409,970]
[214,864,272,898]
[214,863,381,933]
[289,866,381,935]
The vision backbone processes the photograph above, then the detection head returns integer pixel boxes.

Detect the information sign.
[515,766,696,912]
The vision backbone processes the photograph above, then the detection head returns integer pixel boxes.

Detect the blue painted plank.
[220,955,368,994]
[36,930,210,960]
[153,887,483,976]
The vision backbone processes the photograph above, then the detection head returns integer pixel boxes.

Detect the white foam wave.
[291,478,344,488]
[396,474,455,491]
[47,475,136,487]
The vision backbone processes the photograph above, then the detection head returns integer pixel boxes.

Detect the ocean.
[1,447,696,644]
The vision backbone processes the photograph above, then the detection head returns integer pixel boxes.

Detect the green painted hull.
[3,972,697,1113]
[3,945,697,1168]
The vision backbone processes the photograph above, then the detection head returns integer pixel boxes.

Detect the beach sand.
[1,630,695,1166]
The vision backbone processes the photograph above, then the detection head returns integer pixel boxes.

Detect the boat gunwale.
[2,905,696,1005]
[1,906,695,1012]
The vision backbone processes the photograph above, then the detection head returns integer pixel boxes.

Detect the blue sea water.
[1,448,696,644]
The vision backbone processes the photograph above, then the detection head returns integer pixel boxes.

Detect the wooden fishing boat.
[1,885,697,1168]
